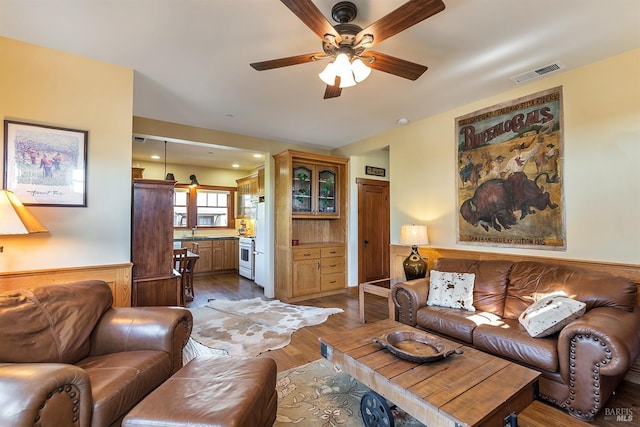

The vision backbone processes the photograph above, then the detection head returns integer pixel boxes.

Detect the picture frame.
[3,120,88,206]
[454,86,565,250]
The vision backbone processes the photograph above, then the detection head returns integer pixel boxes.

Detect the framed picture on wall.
[455,86,566,250]
[3,120,88,206]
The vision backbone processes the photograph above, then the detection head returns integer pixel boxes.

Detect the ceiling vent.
[510,61,565,84]
[133,136,146,143]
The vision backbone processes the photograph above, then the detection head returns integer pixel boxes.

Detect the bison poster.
[455,86,565,249]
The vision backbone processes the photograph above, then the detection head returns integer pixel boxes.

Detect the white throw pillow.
[426,270,476,312]
[519,294,586,338]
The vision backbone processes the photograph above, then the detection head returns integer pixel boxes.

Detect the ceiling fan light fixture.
[337,70,356,88]
[319,62,338,86]
[319,52,370,88]
[333,53,356,88]
[351,58,371,83]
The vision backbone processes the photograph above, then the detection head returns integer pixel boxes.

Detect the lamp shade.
[319,53,371,89]
[333,53,356,88]
[351,58,371,83]
[399,224,429,246]
[318,62,338,86]
[0,190,48,235]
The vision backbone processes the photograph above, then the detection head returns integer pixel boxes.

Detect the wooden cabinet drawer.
[321,257,344,274]
[293,248,321,261]
[210,240,224,248]
[321,273,345,290]
[321,246,344,258]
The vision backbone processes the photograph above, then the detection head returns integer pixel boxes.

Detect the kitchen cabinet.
[211,240,225,271]
[274,150,348,302]
[257,165,265,196]
[177,238,238,274]
[181,240,212,273]
[291,245,345,297]
[224,239,238,270]
[236,174,258,219]
[292,257,320,296]
[132,179,181,306]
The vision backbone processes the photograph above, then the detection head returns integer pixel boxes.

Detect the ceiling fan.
[250,0,446,99]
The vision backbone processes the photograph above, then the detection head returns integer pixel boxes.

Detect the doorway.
[357,178,390,284]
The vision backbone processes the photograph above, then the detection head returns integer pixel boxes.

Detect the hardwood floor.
[189,273,640,427]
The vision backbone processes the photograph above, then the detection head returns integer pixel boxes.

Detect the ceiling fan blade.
[280,0,341,43]
[357,0,445,46]
[364,51,428,80]
[323,76,342,99]
[324,84,342,99]
[250,53,326,71]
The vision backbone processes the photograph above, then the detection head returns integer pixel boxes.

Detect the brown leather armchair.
[0,280,193,427]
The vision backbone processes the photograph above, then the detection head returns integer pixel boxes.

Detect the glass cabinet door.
[317,167,337,214]
[292,164,313,213]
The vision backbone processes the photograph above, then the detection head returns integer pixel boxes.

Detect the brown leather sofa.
[392,258,640,421]
[0,280,193,427]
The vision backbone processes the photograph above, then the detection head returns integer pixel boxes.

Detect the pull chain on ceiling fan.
[250,0,446,99]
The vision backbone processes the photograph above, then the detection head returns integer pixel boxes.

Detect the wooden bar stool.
[173,248,188,306]
[183,243,198,302]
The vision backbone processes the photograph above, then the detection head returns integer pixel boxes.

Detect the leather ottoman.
[123,355,277,427]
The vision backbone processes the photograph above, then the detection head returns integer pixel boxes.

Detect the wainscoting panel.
[0,263,133,307]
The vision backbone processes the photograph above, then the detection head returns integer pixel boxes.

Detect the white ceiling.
[1,0,638,168]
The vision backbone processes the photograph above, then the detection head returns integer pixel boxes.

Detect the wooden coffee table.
[319,319,540,427]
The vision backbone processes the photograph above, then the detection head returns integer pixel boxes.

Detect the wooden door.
[357,178,390,284]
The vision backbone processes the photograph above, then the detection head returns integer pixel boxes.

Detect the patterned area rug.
[187,298,343,358]
[276,358,426,426]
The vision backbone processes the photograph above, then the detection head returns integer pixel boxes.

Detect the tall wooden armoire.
[131,179,180,306]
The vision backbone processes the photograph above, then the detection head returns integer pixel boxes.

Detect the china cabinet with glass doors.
[274,150,348,302]
[292,163,338,217]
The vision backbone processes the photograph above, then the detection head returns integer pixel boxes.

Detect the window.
[173,184,235,229]
[196,189,228,227]
[173,188,189,227]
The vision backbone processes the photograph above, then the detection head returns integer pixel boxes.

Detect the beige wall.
[337,49,640,268]
[0,37,134,272]
[2,35,637,281]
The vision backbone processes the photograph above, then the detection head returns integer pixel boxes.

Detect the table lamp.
[0,190,48,252]
[399,224,428,280]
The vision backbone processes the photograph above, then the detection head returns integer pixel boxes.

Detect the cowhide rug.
[185,297,343,360]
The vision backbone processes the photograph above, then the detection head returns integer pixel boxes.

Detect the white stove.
[238,236,255,280]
